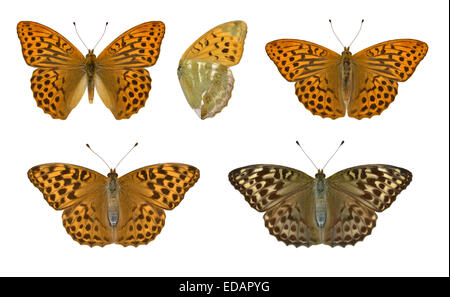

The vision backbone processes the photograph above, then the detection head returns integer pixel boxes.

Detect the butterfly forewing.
[352,39,428,82]
[97,21,165,68]
[118,163,200,210]
[228,165,314,211]
[181,21,247,66]
[326,165,412,212]
[17,21,85,67]
[28,164,106,210]
[265,39,341,81]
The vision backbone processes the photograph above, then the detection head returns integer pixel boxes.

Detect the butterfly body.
[229,164,412,247]
[266,38,428,119]
[313,171,327,228]
[28,163,199,247]
[105,170,120,228]
[18,21,165,119]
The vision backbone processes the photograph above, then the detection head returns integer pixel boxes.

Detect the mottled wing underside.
[17,21,87,119]
[181,21,247,66]
[178,21,247,119]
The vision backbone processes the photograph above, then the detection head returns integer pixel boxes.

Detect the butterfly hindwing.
[95,68,151,119]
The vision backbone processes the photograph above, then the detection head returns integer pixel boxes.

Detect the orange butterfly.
[266,22,428,119]
[17,21,165,120]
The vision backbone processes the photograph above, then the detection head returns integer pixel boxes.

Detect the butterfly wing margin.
[118,163,200,210]
[181,20,247,66]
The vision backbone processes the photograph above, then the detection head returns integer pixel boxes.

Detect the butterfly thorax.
[313,171,327,230]
[106,169,120,229]
[84,50,98,104]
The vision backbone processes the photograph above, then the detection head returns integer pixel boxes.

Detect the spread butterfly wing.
[265,39,345,118]
[96,21,165,119]
[349,39,428,119]
[17,21,87,119]
[28,163,112,246]
[229,165,323,246]
[323,164,412,246]
[178,21,247,119]
[115,163,199,246]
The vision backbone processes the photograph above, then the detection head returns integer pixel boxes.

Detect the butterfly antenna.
[73,22,89,51]
[322,140,345,171]
[86,144,111,171]
[93,22,109,51]
[295,140,319,171]
[348,19,365,48]
[114,142,139,170]
[329,19,345,48]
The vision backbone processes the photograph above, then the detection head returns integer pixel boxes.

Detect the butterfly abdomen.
[313,175,327,235]
[340,49,353,105]
[106,175,120,229]
[85,51,97,104]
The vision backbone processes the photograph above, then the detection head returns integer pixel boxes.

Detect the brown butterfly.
[17,21,165,119]
[265,21,428,119]
[27,144,200,247]
[228,142,412,247]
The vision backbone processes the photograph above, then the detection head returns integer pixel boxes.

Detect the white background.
[0,0,448,277]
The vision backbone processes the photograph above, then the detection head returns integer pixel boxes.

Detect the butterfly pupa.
[17,21,165,120]
[265,20,428,119]
[27,144,200,247]
[177,20,247,119]
[228,141,412,247]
